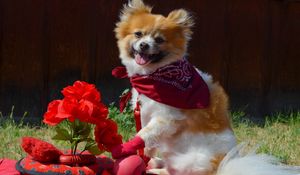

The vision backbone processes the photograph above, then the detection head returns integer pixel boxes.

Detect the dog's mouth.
[133,50,167,66]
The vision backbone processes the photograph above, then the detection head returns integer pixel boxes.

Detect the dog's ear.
[120,0,152,21]
[167,9,194,40]
[167,9,194,28]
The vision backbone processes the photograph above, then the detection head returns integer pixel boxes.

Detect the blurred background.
[0,0,299,120]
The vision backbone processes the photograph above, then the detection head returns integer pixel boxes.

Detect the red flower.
[95,119,123,151]
[43,81,108,125]
[76,99,108,124]
[43,99,77,126]
[62,81,101,105]
[43,100,62,125]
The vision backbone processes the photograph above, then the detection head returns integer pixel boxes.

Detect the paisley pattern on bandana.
[147,59,194,91]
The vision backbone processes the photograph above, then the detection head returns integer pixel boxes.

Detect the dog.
[112,0,300,175]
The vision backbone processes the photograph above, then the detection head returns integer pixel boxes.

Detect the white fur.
[216,143,300,175]
[135,91,186,148]
[130,71,237,174]
[164,130,236,175]
[196,68,213,89]
[133,35,160,55]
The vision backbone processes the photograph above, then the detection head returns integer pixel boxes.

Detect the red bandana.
[112,59,210,111]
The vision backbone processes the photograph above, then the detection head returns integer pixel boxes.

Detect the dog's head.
[115,0,194,76]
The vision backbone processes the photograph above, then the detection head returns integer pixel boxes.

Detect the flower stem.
[71,141,74,154]
[71,120,76,155]
[79,148,86,155]
[73,141,78,155]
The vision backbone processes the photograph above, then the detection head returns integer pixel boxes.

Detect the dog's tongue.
[135,54,150,65]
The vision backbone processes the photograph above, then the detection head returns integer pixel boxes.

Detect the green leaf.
[73,119,82,131]
[52,127,72,141]
[86,144,103,155]
[72,120,92,138]
[78,124,91,139]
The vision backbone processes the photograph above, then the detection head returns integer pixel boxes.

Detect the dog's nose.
[139,42,149,51]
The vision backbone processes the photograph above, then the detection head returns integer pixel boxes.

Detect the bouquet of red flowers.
[43,81,122,155]
[17,81,147,175]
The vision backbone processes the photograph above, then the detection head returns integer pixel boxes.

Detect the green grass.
[232,111,300,165]
[0,106,299,165]
[108,104,136,141]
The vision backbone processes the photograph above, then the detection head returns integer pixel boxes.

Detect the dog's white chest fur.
[131,81,236,174]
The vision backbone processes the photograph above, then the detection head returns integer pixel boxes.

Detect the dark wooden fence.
[0,0,299,120]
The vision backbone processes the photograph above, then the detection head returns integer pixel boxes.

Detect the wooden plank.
[226,0,267,90]
[0,0,44,119]
[41,0,50,113]
[267,1,300,112]
[186,0,228,86]
[0,0,3,100]
[224,0,269,115]
[86,0,97,84]
[276,2,300,90]
[94,0,129,103]
[46,0,95,101]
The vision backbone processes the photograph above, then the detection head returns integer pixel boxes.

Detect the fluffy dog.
[112,0,300,175]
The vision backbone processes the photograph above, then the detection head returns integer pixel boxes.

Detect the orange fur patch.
[179,82,232,134]
[210,154,226,173]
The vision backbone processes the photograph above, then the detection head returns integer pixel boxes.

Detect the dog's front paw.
[111,136,145,159]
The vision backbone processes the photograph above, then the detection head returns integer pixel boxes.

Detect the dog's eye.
[134,31,143,38]
[155,37,165,44]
